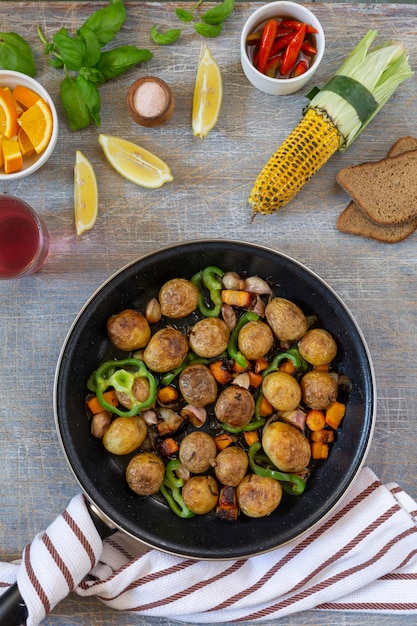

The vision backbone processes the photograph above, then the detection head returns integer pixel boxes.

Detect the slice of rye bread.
[337,137,417,243]
[336,149,417,225]
[387,136,417,158]
[337,201,417,243]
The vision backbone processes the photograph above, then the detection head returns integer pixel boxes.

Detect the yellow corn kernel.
[248,108,341,216]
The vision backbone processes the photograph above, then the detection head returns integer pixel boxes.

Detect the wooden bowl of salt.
[127,77,175,128]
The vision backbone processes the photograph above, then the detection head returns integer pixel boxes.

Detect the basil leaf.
[175,8,194,23]
[201,0,235,25]
[82,0,126,46]
[78,25,101,67]
[194,22,223,37]
[79,65,107,85]
[0,31,36,76]
[60,76,92,131]
[53,28,86,71]
[76,75,101,126]
[96,45,153,79]
[150,25,182,45]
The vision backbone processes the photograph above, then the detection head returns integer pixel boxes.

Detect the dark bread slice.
[337,200,417,243]
[336,150,417,225]
[387,136,417,158]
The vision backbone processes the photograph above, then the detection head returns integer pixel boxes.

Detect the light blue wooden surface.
[1,2,417,625]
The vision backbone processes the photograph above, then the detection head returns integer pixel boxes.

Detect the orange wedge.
[12,84,40,110]
[2,137,23,174]
[17,99,53,154]
[18,126,35,157]
[0,87,19,138]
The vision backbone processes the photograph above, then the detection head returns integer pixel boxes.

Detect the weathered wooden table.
[1,2,417,625]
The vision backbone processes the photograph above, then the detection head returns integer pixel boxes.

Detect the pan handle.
[0,501,116,626]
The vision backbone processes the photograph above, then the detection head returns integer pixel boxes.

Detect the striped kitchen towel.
[1,466,417,625]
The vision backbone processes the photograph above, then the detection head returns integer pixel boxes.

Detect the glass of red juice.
[0,195,50,279]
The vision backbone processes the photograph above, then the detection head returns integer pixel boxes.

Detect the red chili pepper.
[280,19,318,34]
[301,41,317,56]
[256,19,278,74]
[290,59,309,78]
[269,32,297,56]
[280,23,306,75]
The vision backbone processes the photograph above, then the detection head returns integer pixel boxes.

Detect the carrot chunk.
[325,401,346,429]
[87,390,118,414]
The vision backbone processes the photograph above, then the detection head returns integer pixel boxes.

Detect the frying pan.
[1,240,376,622]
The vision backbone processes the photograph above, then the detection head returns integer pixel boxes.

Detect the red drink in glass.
[0,195,50,279]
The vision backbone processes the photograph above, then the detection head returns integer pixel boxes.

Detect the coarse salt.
[133,81,167,118]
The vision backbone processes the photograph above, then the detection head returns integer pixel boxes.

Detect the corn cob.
[248,31,413,217]
[248,108,341,215]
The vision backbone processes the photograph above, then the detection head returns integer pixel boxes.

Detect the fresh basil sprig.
[37,0,152,131]
[0,31,37,77]
[152,0,235,45]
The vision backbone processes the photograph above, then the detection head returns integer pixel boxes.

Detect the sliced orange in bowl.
[0,87,19,138]
[17,98,53,154]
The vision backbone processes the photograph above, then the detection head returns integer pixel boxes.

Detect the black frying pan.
[1,240,376,624]
[54,239,375,559]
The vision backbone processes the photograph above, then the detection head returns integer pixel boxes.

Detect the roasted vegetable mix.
[249,30,413,216]
[86,267,351,520]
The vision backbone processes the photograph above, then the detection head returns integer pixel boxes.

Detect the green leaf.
[76,75,101,126]
[82,0,126,46]
[96,45,153,79]
[78,25,101,67]
[0,31,36,76]
[201,0,235,25]
[150,25,182,45]
[60,76,93,130]
[194,22,223,38]
[175,8,194,23]
[53,28,86,71]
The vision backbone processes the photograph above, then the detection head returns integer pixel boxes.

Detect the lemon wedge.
[74,150,98,236]
[192,45,223,138]
[98,134,173,188]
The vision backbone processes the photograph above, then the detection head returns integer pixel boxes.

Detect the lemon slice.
[98,134,173,188]
[192,45,223,139]
[74,150,98,236]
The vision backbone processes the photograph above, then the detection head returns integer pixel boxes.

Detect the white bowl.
[0,70,59,180]
[240,1,325,96]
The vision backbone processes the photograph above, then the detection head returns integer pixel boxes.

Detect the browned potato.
[182,475,219,515]
[143,327,189,373]
[298,328,337,366]
[237,320,274,360]
[179,363,217,407]
[214,446,248,486]
[106,309,151,352]
[262,371,302,412]
[159,278,199,319]
[188,317,230,358]
[262,421,311,473]
[236,474,282,518]
[126,452,165,496]
[103,415,147,455]
[265,297,307,342]
[179,431,217,473]
[301,370,339,410]
[214,386,255,428]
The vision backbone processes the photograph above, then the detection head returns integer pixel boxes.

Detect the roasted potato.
[143,327,189,373]
[179,363,218,407]
[158,278,199,319]
[262,421,311,473]
[214,386,255,428]
[188,317,230,358]
[126,452,165,496]
[106,309,151,352]
[179,431,217,474]
[182,475,219,514]
[214,446,248,486]
[298,328,337,366]
[301,370,339,410]
[265,297,307,342]
[236,474,282,518]
[237,320,274,360]
[262,371,302,412]
[103,415,147,455]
